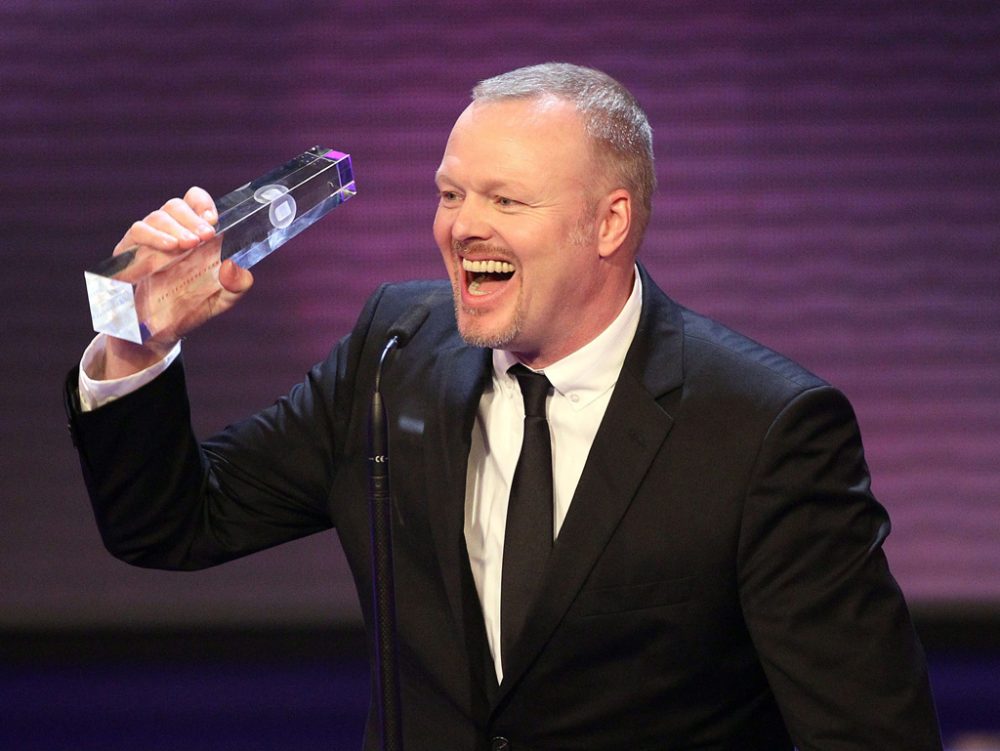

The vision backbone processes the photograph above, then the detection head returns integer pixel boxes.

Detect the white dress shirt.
[464,271,642,682]
[77,336,181,411]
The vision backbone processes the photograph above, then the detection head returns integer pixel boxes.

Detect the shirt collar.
[492,267,643,410]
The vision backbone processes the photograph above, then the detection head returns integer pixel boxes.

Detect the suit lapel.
[424,342,492,646]
[494,266,687,702]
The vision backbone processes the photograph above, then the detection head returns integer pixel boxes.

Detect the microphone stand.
[367,305,428,751]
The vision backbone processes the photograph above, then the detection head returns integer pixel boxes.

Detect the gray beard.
[451,285,524,351]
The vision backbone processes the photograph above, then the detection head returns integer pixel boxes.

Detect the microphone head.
[387,304,430,347]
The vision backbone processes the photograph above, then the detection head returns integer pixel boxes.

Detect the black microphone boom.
[386,304,431,348]
[368,303,429,751]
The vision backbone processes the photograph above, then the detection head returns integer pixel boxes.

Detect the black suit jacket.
[67,267,941,750]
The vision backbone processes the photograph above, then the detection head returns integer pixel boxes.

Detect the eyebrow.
[434,170,533,196]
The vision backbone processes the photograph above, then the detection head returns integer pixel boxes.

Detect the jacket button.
[491,737,510,751]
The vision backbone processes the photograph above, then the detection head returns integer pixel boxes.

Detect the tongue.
[468,273,511,296]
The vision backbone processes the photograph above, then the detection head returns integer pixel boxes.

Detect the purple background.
[1,1,998,631]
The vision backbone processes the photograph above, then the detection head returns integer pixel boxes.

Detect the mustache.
[452,240,515,262]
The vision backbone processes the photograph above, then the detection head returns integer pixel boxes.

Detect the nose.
[451,195,492,244]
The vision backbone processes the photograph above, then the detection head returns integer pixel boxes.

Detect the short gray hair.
[472,62,656,250]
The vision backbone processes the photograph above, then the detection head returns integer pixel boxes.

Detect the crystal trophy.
[85,146,356,344]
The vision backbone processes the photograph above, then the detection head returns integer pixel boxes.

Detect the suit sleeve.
[736,385,942,750]
[65,284,388,571]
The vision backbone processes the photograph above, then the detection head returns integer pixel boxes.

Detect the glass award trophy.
[85,146,356,344]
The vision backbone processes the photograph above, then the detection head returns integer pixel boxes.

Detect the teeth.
[462,258,515,274]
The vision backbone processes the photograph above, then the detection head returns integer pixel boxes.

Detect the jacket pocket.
[573,576,694,617]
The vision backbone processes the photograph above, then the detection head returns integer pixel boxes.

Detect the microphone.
[373,302,430,395]
[386,303,431,349]
[368,302,430,751]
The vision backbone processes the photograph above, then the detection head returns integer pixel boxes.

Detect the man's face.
[434,97,615,367]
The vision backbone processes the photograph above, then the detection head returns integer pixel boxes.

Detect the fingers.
[201,260,254,323]
[218,259,254,295]
[113,187,218,255]
[143,200,215,245]
[183,186,218,226]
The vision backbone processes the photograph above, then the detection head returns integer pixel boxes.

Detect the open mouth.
[462,258,515,296]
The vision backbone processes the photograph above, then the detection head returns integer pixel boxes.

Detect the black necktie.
[501,364,554,668]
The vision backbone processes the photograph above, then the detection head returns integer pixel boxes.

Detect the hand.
[113,185,219,258]
[102,187,254,379]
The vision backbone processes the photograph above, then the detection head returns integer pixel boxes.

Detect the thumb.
[218,259,254,294]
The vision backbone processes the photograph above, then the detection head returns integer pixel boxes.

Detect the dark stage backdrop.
[1,1,997,630]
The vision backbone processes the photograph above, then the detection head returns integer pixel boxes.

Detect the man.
[67,63,942,749]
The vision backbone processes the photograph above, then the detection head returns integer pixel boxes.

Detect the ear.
[596,188,632,258]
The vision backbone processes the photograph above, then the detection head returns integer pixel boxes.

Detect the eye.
[439,190,461,204]
[495,196,520,208]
